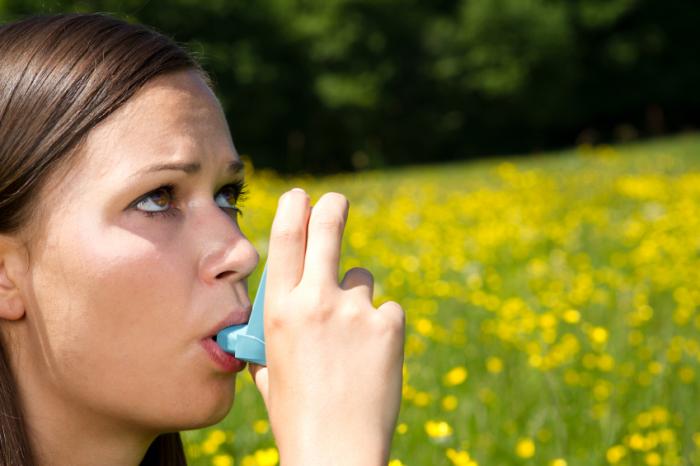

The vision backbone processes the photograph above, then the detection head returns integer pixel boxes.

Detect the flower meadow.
[183,135,700,466]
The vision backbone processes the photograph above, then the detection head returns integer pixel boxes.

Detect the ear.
[0,236,27,321]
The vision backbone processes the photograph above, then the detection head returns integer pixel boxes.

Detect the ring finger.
[340,267,374,302]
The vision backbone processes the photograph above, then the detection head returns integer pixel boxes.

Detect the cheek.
[24,210,236,429]
[30,215,196,375]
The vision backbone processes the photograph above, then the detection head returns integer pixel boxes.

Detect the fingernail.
[290,187,306,194]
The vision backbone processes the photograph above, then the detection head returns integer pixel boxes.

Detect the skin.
[0,69,405,466]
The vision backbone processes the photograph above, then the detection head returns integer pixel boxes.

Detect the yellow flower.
[443,366,468,386]
[253,419,269,434]
[515,438,535,458]
[648,361,663,375]
[212,454,234,466]
[628,433,645,451]
[253,447,279,466]
[201,429,227,455]
[598,354,615,371]
[388,460,405,466]
[486,356,503,374]
[240,455,257,466]
[658,428,675,444]
[413,391,431,407]
[679,366,695,383]
[606,445,627,464]
[415,318,434,336]
[650,406,669,424]
[644,452,661,466]
[593,381,611,401]
[424,420,453,440]
[549,459,567,466]
[446,448,477,466]
[396,423,408,435]
[442,395,458,411]
[562,309,581,324]
[590,327,609,345]
[564,369,580,385]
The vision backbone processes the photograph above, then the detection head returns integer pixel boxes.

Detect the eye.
[134,185,177,217]
[215,182,247,217]
[215,180,248,219]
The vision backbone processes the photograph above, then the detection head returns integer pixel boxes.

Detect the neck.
[23,392,157,466]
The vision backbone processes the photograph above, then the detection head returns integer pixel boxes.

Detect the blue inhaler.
[216,264,267,365]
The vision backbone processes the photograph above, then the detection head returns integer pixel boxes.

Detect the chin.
[149,378,237,432]
[156,398,236,432]
[190,392,236,429]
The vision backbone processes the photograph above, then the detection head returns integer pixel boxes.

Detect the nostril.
[216,270,235,280]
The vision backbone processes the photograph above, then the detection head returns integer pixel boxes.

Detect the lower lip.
[200,338,246,373]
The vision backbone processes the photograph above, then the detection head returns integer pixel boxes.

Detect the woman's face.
[8,70,259,435]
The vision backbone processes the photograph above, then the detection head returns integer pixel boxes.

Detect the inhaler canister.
[216,264,267,365]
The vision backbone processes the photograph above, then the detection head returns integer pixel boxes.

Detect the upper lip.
[206,306,251,339]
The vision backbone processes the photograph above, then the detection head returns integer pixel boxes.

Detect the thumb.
[248,363,269,406]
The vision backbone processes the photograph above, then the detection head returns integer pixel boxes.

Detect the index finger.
[267,188,311,293]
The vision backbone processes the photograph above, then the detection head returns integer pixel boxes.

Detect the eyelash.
[134,181,248,219]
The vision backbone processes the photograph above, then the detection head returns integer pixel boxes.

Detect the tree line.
[2,0,698,173]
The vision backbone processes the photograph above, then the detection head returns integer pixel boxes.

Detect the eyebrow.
[137,160,245,176]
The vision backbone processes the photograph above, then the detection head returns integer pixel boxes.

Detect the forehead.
[79,69,239,180]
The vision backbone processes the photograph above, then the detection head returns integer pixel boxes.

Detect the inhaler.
[216,264,267,365]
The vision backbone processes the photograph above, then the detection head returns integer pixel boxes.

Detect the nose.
[197,205,260,286]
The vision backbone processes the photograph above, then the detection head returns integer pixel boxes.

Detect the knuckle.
[271,223,304,242]
[265,295,298,330]
[265,310,286,332]
[306,287,325,310]
[382,302,406,332]
[312,213,344,232]
[338,297,363,317]
[298,286,333,320]
[300,305,332,325]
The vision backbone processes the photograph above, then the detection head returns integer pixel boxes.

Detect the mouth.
[200,336,246,373]
[205,308,251,343]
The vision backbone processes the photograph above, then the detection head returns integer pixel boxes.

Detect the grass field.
[181,134,700,466]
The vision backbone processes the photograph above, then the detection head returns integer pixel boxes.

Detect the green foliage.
[1,0,698,173]
[426,0,572,97]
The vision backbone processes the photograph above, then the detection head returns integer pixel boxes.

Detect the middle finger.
[302,192,349,287]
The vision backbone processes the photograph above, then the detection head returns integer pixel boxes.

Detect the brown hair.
[0,12,213,465]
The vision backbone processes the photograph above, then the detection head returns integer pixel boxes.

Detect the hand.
[249,189,405,466]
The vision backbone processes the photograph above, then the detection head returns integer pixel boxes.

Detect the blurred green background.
[3,2,700,465]
[1,0,698,173]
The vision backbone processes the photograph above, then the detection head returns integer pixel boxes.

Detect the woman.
[0,13,405,466]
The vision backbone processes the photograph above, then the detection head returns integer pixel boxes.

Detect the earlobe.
[0,268,24,320]
[0,238,27,321]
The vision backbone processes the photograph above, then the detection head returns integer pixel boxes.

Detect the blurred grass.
[182,134,700,466]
